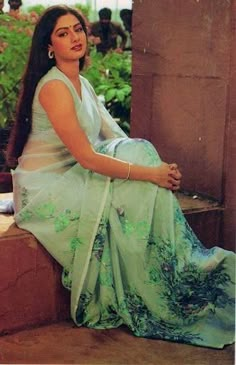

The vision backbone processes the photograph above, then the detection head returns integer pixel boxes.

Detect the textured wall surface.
[131,0,231,199]
[131,0,235,247]
[222,0,236,249]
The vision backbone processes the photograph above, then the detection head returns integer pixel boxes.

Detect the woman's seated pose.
[7,5,235,348]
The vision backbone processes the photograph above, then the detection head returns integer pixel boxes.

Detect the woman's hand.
[151,162,182,191]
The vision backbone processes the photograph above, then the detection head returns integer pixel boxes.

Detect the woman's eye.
[58,32,68,37]
[75,26,83,33]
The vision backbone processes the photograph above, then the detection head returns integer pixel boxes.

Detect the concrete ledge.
[0,205,70,336]
[175,191,224,249]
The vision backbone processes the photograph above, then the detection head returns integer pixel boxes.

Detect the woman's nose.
[71,30,80,42]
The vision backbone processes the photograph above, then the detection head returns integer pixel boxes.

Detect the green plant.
[0,14,33,128]
[74,4,91,19]
[26,5,46,16]
[0,13,132,133]
[83,49,131,134]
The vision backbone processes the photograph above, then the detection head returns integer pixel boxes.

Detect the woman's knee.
[116,138,161,166]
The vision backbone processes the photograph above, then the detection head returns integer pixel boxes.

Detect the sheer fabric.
[12,67,235,348]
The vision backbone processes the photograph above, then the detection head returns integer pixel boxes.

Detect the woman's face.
[49,13,87,64]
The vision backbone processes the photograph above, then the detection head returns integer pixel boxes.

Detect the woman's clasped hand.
[151,162,182,190]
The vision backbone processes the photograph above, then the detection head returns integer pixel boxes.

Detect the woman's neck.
[56,62,80,82]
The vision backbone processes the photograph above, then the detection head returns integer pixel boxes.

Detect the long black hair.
[6,5,88,167]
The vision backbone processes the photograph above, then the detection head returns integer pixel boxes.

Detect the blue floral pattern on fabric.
[14,70,235,348]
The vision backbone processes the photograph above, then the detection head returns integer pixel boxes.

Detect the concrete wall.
[222,0,236,249]
[131,0,235,248]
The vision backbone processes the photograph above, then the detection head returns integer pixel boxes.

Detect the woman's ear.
[48,44,53,52]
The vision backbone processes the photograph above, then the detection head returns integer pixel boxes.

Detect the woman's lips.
[71,44,82,51]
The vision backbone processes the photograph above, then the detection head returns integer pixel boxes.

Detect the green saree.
[12,67,235,348]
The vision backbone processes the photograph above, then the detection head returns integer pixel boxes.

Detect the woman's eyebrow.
[55,22,81,34]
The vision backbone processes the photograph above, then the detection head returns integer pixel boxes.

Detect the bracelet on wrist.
[125,162,131,180]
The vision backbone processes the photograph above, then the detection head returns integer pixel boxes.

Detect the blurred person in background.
[8,0,22,17]
[0,0,4,14]
[7,0,38,23]
[120,8,132,50]
[90,7,127,55]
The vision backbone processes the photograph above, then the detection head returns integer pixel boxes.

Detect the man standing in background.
[0,0,4,14]
[8,0,22,17]
[120,8,132,51]
[90,7,127,55]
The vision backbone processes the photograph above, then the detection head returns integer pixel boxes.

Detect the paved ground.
[0,320,234,364]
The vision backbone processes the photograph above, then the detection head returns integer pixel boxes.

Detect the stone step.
[0,192,224,336]
[175,191,224,248]
[0,321,233,364]
[0,193,70,336]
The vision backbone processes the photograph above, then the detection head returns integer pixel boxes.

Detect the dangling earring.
[48,50,54,59]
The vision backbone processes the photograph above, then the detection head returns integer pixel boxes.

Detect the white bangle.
[125,163,131,180]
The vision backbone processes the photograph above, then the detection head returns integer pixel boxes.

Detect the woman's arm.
[39,80,181,190]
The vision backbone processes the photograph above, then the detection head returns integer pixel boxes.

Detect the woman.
[7,5,235,348]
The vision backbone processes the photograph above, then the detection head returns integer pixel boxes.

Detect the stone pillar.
[222,0,236,250]
[131,0,231,200]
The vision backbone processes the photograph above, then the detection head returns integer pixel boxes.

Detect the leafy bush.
[0,12,131,133]
[0,14,33,128]
[26,5,46,16]
[83,49,131,134]
[74,4,91,19]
